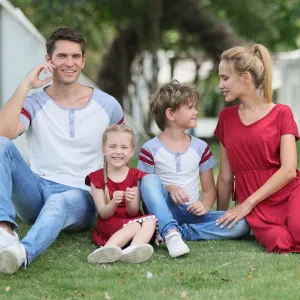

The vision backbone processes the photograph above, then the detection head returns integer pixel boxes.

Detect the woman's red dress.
[215,104,300,253]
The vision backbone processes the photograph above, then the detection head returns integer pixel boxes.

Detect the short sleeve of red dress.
[214,109,226,147]
[85,169,105,189]
[280,105,299,141]
[129,168,147,186]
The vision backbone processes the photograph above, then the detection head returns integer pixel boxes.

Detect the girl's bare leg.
[88,223,142,264]
[131,218,157,245]
[105,222,141,247]
[120,219,157,263]
[90,219,157,264]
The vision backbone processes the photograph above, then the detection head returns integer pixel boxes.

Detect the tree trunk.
[97,0,243,104]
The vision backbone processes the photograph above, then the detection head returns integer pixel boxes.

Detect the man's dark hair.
[46,28,86,57]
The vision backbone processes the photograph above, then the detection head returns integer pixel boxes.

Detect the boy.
[138,80,249,258]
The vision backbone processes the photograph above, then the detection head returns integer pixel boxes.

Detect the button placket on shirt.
[175,153,181,172]
[69,109,75,138]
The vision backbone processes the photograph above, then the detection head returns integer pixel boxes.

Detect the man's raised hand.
[23,61,56,89]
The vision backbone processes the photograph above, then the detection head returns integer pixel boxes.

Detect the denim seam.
[10,151,43,197]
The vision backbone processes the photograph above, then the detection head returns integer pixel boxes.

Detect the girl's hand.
[187,201,208,216]
[125,187,136,202]
[112,191,125,205]
[216,200,253,229]
[168,185,189,204]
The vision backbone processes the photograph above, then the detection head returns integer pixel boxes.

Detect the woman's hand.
[216,200,253,229]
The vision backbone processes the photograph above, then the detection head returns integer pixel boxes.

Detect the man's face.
[46,40,86,85]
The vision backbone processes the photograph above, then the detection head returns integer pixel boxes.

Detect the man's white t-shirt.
[20,87,124,191]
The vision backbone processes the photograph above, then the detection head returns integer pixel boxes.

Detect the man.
[0,28,124,274]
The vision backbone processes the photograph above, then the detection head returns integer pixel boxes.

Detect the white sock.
[122,245,138,255]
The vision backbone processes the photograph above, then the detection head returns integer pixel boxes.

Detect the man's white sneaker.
[0,228,19,251]
[120,244,154,263]
[87,245,122,264]
[165,231,190,258]
[0,242,27,274]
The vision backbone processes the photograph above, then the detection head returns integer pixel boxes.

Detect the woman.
[214,44,300,253]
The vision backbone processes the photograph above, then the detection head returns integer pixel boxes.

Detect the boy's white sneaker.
[165,231,190,258]
[120,244,154,263]
[87,245,122,264]
[0,242,27,274]
[0,228,19,251]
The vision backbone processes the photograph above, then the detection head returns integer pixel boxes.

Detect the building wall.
[0,5,46,107]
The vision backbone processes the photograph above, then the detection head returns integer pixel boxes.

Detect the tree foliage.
[209,0,300,51]
[10,0,300,112]
[11,0,300,52]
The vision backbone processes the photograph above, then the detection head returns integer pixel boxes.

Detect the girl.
[214,44,300,253]
[85,125,158,263]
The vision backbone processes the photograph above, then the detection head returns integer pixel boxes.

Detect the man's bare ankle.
[0,222,14,235]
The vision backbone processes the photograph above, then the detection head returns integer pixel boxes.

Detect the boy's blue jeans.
[0,137,96,265]
[140,174,250,240]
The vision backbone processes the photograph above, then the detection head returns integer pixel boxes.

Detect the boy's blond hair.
[149,80,200,131]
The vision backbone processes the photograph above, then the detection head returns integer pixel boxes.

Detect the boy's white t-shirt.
[137,135,216,204]
[19,87,124,191]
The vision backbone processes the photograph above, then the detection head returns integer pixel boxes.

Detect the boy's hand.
[112,191,125,205]
[168,185,189,204]
[125,187,136,202]
[187,201,208,216]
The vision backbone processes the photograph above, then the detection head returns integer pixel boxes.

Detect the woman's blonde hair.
[102,125,136,204]
[220,44,273,103]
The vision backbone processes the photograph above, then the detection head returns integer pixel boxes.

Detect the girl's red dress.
[215,104,300,253]
[86,168,156,246]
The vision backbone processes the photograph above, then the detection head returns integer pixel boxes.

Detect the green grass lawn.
[1,143,300,299]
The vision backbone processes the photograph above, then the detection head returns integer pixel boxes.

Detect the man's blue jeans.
[140,174,250,240]
[0,137,96,265]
